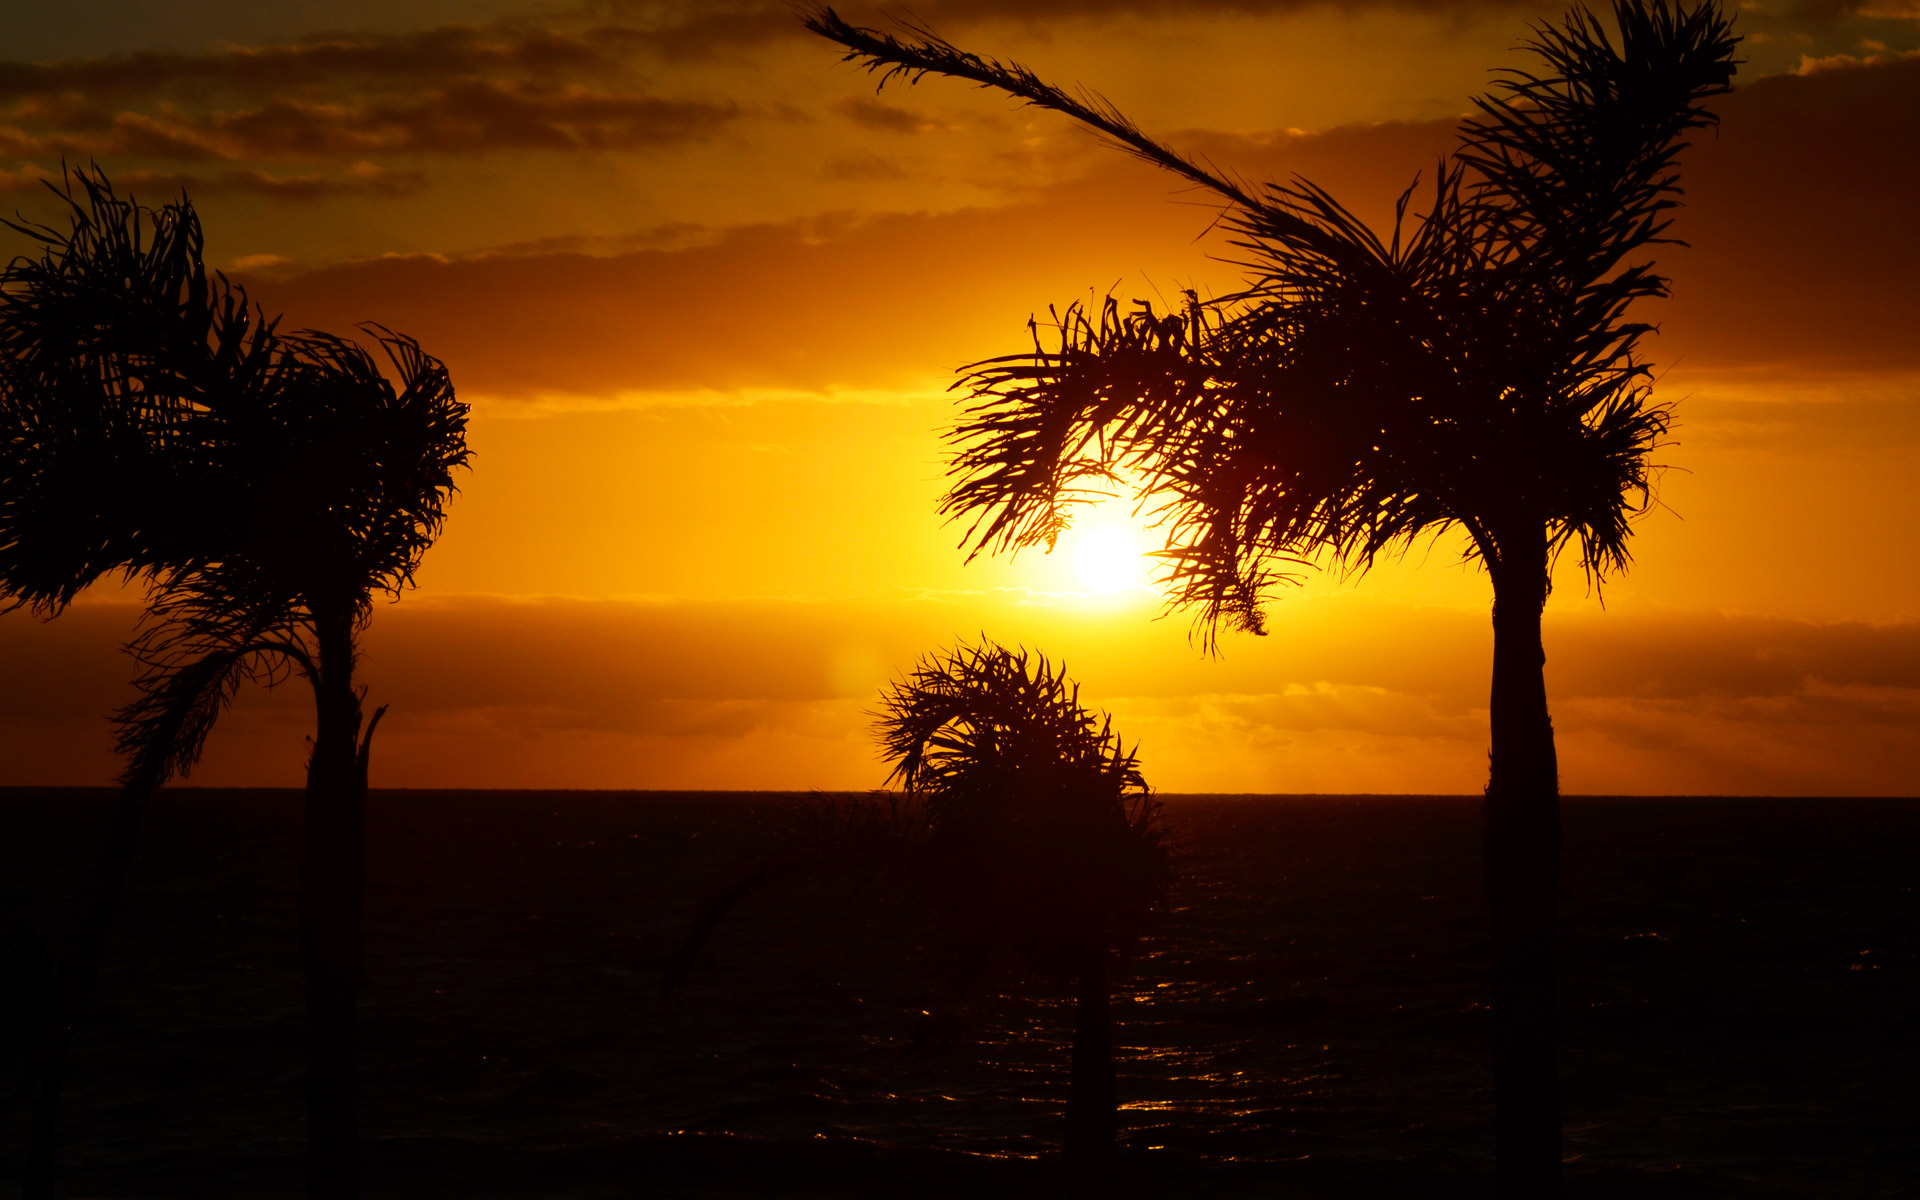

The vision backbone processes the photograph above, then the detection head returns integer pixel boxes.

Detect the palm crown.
[112,324,467,792]
[809,2,1736,638]
[876,639,1166,971]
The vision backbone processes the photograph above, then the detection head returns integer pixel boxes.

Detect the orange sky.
[1,0,1916,794]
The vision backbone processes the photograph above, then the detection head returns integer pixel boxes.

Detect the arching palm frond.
[802,6,1408,279]
[803,7,1261,215]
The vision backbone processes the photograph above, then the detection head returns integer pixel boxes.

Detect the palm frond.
[113,580,310,795]
[942,295,1206,561]
[803,6,1262,215]
[1455,1,1739,374]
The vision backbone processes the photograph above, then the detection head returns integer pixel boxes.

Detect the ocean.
[1,789,1915,1197]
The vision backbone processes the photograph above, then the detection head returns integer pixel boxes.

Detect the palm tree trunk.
[300,605,366,1200]
[1485,530,1562,1198]
[1063,952,1116,1194]
[21,783,152,1200]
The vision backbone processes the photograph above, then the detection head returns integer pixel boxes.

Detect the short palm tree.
[875,639,1168,1180]
[668,641,1168,1184]
[804,4,1737,1193]
[0,170,469,1200]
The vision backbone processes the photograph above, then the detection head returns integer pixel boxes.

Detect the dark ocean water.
[1,788,1916,1198]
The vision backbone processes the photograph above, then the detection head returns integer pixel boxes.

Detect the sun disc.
[1073,527,1144,593]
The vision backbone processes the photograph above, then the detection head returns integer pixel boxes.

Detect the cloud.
[1549,611,1920,702]
[831,96,936,135]
[0,24,638,100]
[244,203,1153,398]
[0,3,1539,103]
[0,85,739,164]
[820,151,909,181]
[0,19,743,173]
[1781,0,1920,20]
[216,85,737,157]
[0,162,427,201]
[237,50,1920,405]
[2,595,1915,793]
[601,0,1568,58]
[1796,46,1920,72]
[241,119,1470,400]
[1658,52,1920,375]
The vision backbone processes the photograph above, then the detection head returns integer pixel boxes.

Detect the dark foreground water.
[1,789,1916,1198]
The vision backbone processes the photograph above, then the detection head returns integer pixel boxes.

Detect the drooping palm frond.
[91,321,470,811]
[1,168,471,631]
[941,296,1210,560]
[112,577,311,795]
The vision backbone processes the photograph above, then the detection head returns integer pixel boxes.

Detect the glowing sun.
[1072,527,1145,593]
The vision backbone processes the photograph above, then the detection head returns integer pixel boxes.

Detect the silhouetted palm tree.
[667,641,1168,1186]
[875,640,1168,1182]
[0,170,468,1199]
[0,169,276,1198]
[108,326,465,1200]
[805,4,1737,1193]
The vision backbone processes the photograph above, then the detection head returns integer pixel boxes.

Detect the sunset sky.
[1,0,1915,794]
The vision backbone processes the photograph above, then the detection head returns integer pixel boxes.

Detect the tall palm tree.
[0,169,277,1198]
[803,4,1737,1194]
[0,170,469,1199]
[875,639,1168,1182]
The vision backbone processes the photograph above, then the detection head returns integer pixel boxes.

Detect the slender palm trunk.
[1484,529,1562,1198]
[1063,951,1116,1194]
[21,783,152,1200]
[301,604,367,1200]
